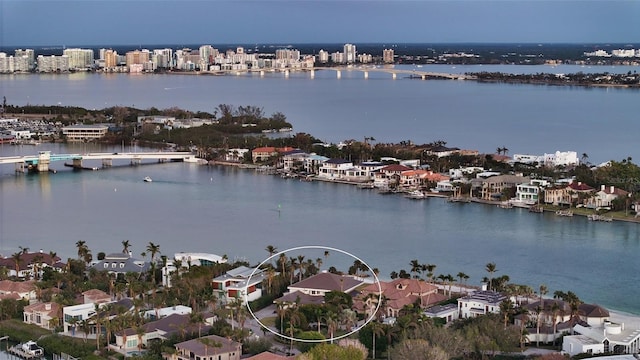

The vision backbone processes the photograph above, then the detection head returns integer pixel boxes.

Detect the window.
[104,263,108,268]
[120,263,124,268]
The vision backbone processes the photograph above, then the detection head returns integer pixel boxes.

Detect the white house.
[317,158,353,180]
[564,322,640,356]
[63,303,99,333]
[544,151,579,167]
[62,124,109,141]
[457,290,506,319]
[424,303,459,323]
[212,266,266,304]
[144,305,192,320]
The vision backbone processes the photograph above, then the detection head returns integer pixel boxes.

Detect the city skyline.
[2,0,640,47]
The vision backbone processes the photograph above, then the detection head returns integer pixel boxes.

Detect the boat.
[9,340,44,358]
[357,182,375,189]
[588,214,613,222]
[404,190,426,199]
[555,210,573,217]
[498,201,513,209]
[144,176,153,182]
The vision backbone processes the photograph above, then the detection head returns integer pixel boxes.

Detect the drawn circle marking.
[245,245,382,343]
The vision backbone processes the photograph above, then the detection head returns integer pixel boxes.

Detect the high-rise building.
[15,49,35,70]
[199,45,218,65]
[104,50,118,68]
[125,50,151,68]
[63,48,94,70]
[343,43,356,64]
[383,49,394,64]
[153,48,173,69]
[317,50,329,63]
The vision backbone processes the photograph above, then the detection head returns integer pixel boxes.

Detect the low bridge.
[201,66,475,80]
[0,151,197,172]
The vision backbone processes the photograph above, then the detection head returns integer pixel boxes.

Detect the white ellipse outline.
[245,245,382,343]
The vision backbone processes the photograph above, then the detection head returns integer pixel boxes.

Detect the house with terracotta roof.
[357,278,445,318]
[23,302,60,330]
[373,164,412,188]
[0,280,37,301]
[80,289,111,304]
[584,185,629,209]
[544,181,595,206]
[399,169,449,189]
[252,146,295,164]
[0,250,62,279]
[169,335,241,360]
[275,272,364,306]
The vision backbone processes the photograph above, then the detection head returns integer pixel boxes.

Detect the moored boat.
[404,190,426,199]
[555,210,573,217]
[9,340,44,358]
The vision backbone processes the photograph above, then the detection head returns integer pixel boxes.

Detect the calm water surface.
[1,67,639,314]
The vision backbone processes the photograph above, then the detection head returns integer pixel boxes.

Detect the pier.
[0,151,198,173]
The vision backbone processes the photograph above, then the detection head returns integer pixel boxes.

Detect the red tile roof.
[289,273,363,293]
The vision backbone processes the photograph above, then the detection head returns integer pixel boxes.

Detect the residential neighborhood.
[1,241,639,360]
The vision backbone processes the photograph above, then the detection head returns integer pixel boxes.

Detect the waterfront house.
[303,153,329,175]
[224,148,249,162]
[90,252,149,276]
[252,146,278,163]
[0,280,37,301]
[399,169,449,190]
[275,272,364,306]
[475,175,530,201]
[357,278,445,318]
[373,164,412,188]
[279,149,308,172]
[169,335,241,360]
[252,146,295,164]
[61,124,109,142]
[162,252,227,288]
[514,179,549,205]
[423,303,459,323]
[317,158,354,180]
[563,321,640,356]
[544,181,594,206]
[457,290,506,318]
[212,266,266,304]
[62,302,100,333]
[584,185,629,209]
[114,313,209,352]
[0,250,62,279]
[23,302,60,330]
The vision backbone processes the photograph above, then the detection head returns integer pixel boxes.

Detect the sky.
[1,0,639,47]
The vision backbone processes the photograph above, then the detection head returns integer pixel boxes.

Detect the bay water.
[1,65,639,315]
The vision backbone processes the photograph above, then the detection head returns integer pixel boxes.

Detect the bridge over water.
[202,65,475,80]
[0,150,197,173]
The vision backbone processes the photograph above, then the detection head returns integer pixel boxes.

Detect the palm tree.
[370,320,385,360]
[76,240,88,259]
[11,252,22,278]
[499,298,514,329]
[146,242,161,285]
[265,245,278,258]
[122,240,131,254]
[457,272,469,294]
[485,262,497,291]
[287,308,302,353]
[423,263,436,283]
[409,259,421,279]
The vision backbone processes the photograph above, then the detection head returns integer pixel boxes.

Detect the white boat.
[9,340,44,358]
[144,176,153,182]
[404,190,426,199]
